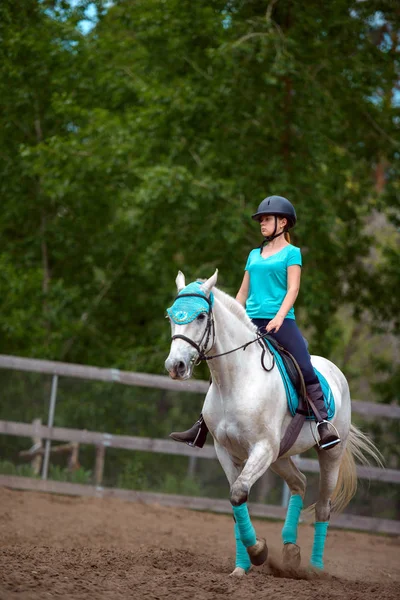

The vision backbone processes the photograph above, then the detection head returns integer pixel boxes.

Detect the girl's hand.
[265,315,284,333]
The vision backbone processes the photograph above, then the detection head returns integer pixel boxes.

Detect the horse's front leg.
[214,442,253,578]
[229,441,274,568]
[230,440,274,505]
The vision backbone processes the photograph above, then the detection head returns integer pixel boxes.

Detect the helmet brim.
[251,211,296,228]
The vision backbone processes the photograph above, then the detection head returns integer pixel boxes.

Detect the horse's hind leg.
[310,448,342,570]
[270,456,307,569]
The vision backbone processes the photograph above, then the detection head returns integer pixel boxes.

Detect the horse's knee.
[230,481,249,506]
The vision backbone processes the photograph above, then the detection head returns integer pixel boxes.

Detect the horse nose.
[176,360,186,376]
[165,357,186,379]
[165,356,175,374]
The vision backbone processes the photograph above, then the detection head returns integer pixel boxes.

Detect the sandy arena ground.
[0,487,399,600]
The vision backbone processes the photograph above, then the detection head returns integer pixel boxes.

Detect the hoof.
[229,567,249,578]
[247,537,268,566]
[282,543,301,569]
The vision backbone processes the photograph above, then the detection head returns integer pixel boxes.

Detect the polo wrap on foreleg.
[234,521,252,571]
[231,503,257,548]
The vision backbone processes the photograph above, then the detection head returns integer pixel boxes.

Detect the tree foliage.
[0,0,399,404]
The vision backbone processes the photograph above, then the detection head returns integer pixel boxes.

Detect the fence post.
[31,418,43,476]
[94,444,106,487]
[256,470,274,503]
[187,456,197,478]
[41,374,59,480]
[68,442,80,471]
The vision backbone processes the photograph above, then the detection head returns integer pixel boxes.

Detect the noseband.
[170,293,274,371]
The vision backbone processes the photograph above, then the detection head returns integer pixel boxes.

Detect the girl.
[170,196,340,450]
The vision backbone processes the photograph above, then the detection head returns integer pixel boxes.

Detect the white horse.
[165,270,382,576]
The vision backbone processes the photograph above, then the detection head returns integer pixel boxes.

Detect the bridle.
[170,293,275,371]
[170,293,215,364]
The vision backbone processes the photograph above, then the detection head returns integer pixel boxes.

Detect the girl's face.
[259,214,287,237]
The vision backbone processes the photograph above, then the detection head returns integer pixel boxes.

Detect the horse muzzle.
[165,356,194,380]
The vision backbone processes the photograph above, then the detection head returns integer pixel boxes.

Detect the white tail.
[330,423,384,514]
[304,423,384,518]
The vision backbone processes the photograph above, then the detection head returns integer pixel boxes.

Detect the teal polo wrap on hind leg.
[232,503,257,548]
[234,522,252,572]
[310,521,329,569]
[282,494,303,545]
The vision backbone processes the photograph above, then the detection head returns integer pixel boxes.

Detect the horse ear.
[176,271,186,292]
[200,269,218,296]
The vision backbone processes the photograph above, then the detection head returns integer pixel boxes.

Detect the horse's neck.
[208,296,263,386]
[205,294,285,432]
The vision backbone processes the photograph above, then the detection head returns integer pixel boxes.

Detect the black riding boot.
[169,414,209,448]
[307,382,341,450]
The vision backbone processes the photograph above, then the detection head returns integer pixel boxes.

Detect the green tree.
[0,0,398,395]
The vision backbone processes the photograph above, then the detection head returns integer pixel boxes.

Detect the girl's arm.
[236,271,250,307]
[266,265,301,333]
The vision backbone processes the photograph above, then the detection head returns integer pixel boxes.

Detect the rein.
[170,293,275,372]
[201,334,275,372]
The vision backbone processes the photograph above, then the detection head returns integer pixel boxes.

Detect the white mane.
[212,287,257,333]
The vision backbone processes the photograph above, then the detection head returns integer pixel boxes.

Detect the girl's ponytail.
[284,231,291,243]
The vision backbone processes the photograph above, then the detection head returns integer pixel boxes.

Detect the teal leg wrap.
[282,494,303,545]
[234,522,252,572]
[232,503,257,548]
[310,521,329,570]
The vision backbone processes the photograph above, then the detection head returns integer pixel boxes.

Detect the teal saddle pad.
[265,340,335,421]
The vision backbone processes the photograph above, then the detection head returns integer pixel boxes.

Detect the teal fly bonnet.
[167,281,214,325]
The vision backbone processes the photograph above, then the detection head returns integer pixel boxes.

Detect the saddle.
[261,334,334,457]
[262,334,306,399]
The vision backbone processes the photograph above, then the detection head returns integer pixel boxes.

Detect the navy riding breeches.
[251,318,319,386]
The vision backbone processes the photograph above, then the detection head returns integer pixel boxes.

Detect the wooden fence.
[0,418,399,535]
[0,353,399,536]
[2,418,400,484]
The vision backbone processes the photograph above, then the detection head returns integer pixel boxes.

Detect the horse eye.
[197,313,206,321]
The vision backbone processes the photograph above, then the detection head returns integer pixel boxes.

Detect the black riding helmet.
[252,196,297,229]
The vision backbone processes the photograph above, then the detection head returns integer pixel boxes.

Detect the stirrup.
[190,425,202,447]
[169,418,207,448]
[317,420,341,450]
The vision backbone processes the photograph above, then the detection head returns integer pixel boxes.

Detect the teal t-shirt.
[245,244,302,320]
